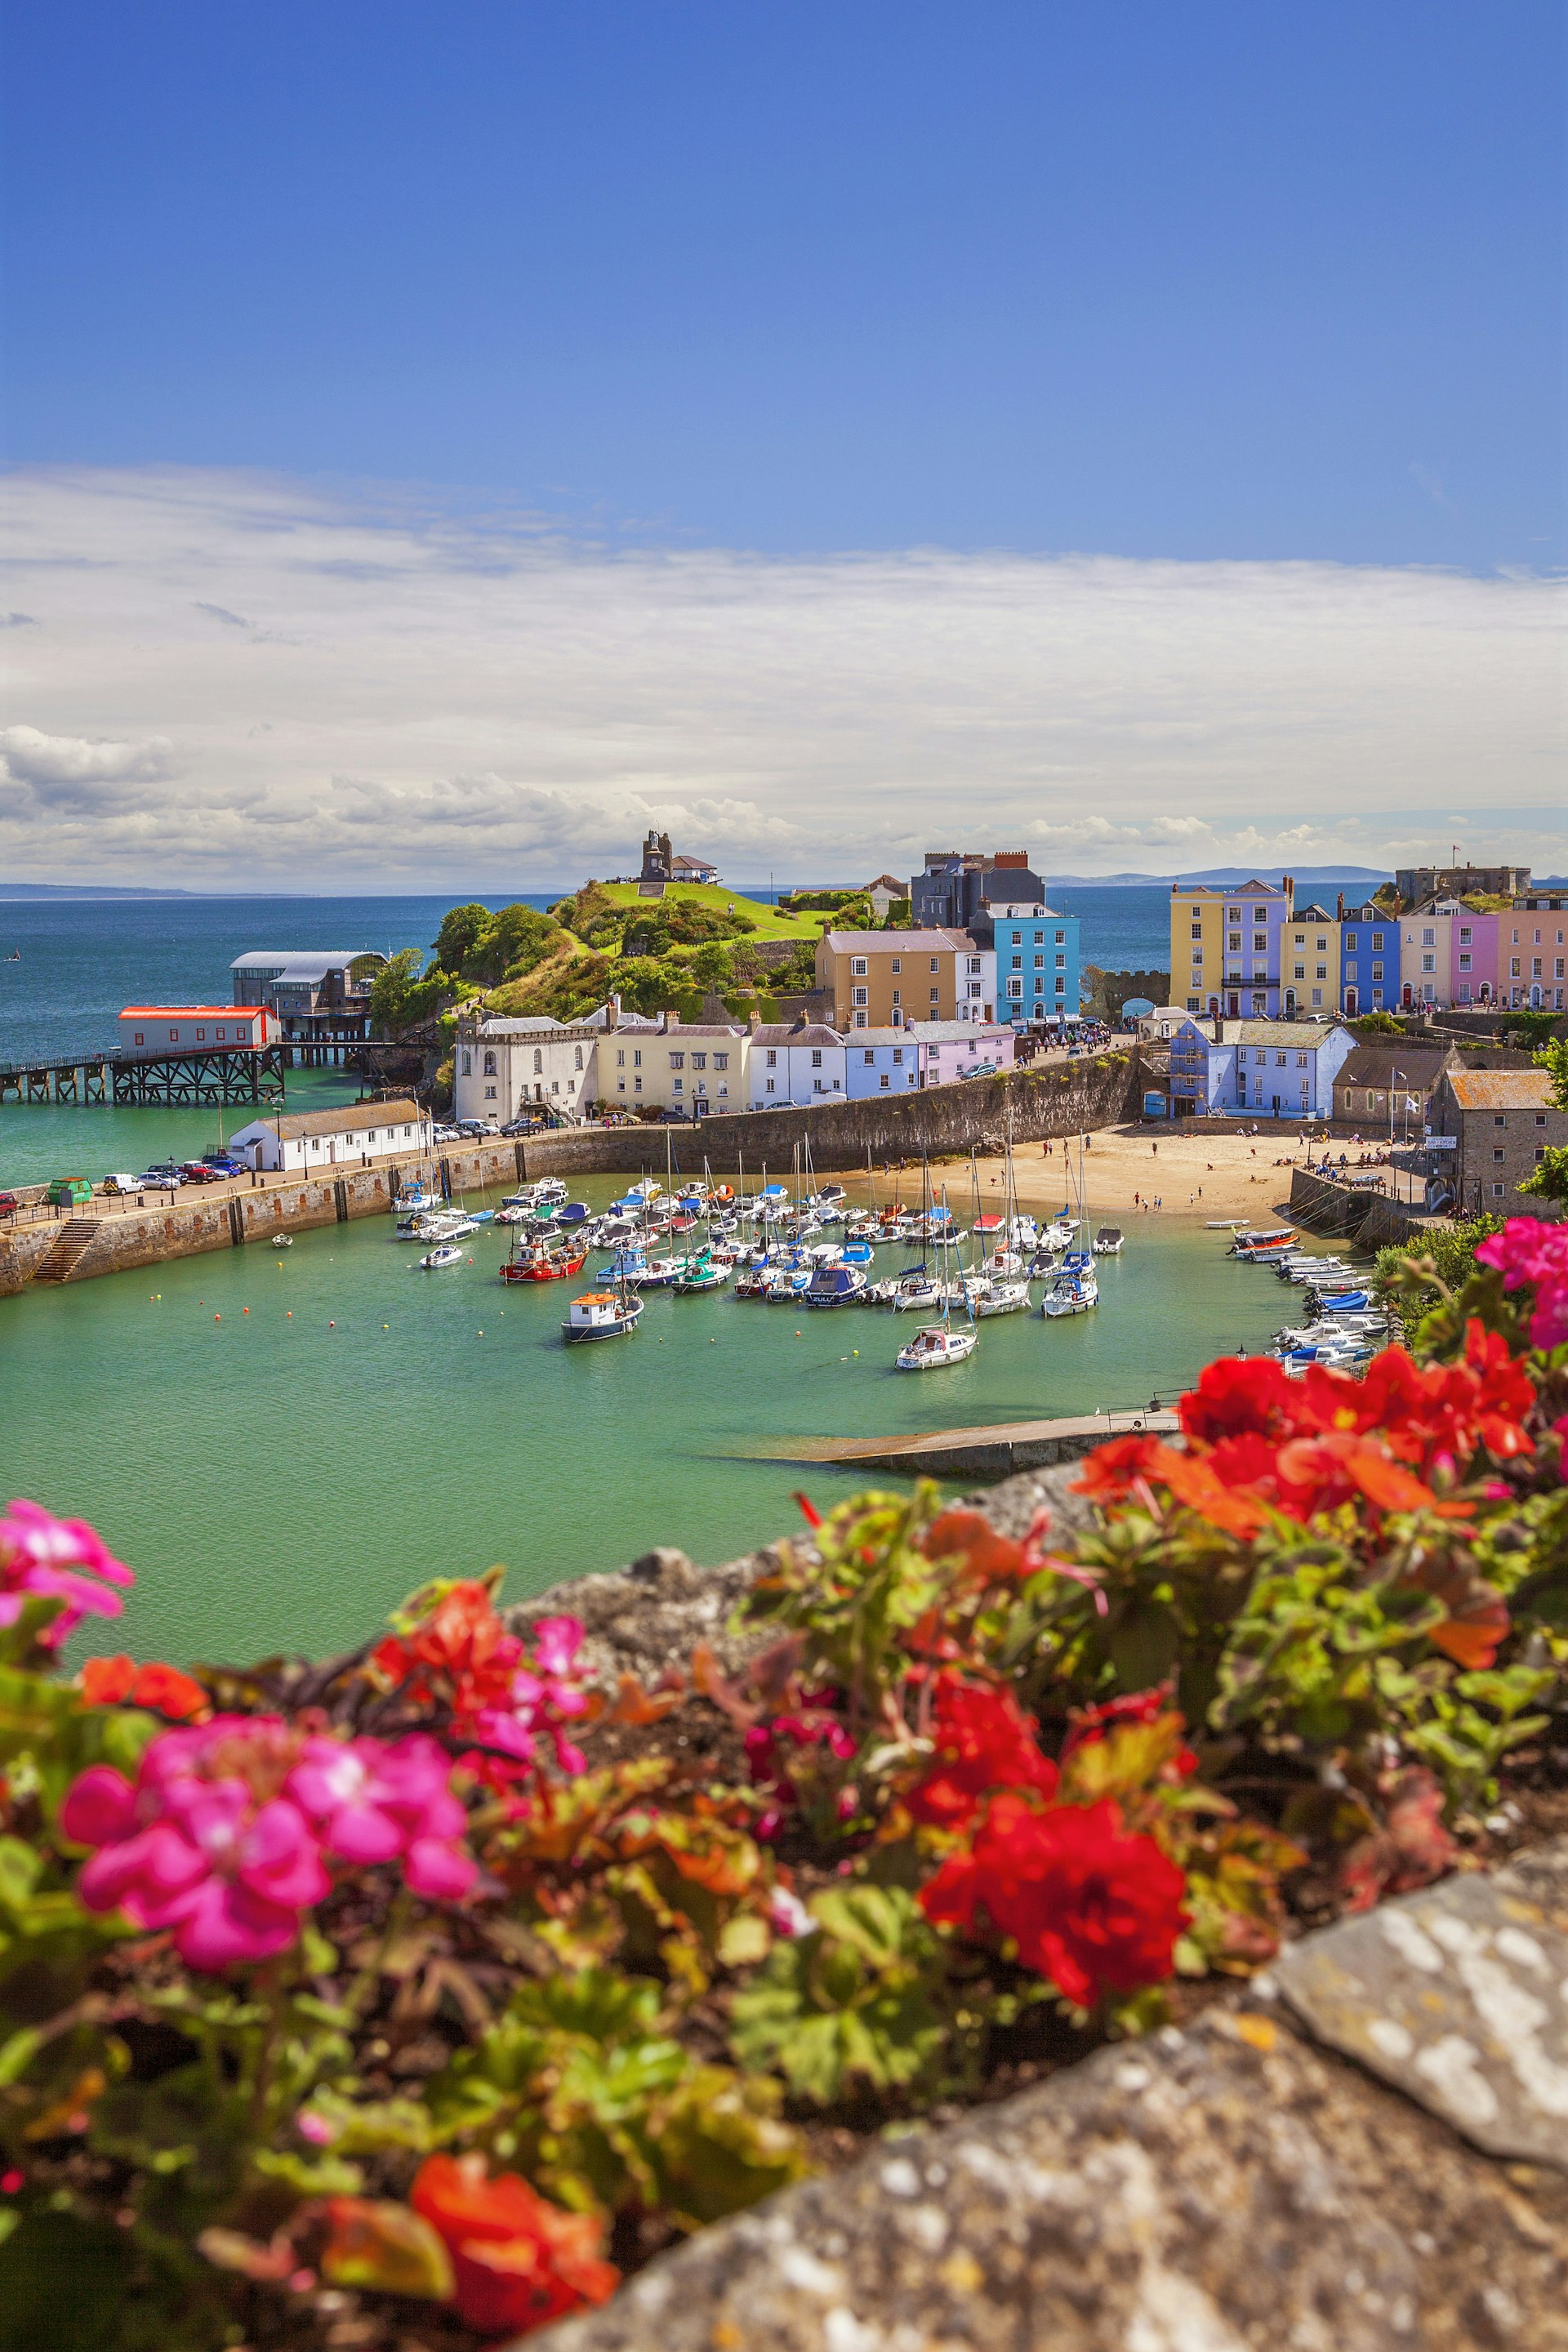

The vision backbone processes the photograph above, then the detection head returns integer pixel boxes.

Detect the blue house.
[1168,1017,1355,1119]
[991,900,1080,1026]
[1336,898,1395,1018]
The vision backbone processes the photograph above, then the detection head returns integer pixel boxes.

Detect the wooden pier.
[737,1408,1181,1481]
[0,1044,287,1107]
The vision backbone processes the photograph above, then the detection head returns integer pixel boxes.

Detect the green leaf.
[0,2208,134,2352]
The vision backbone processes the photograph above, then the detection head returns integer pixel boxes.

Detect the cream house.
[604,1014,747,1115]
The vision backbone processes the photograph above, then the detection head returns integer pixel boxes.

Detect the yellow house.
[816,929,974,1030]
[599,1015,748,1114]
[1169,890,1224,1014]
[1283,902,1341,1017]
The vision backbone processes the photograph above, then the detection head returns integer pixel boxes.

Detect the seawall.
[1288,1167,1447,1252]
[0,1056,1142,1297]
[519,1054,1144,1179]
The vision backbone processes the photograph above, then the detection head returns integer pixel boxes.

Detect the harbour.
[0,1167,1352,1670]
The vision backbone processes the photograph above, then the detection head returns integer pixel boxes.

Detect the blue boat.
[555,1201,590,1227]
[805,1263,868,1307]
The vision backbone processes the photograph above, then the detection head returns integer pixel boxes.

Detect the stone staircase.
[30,1218,100,1284]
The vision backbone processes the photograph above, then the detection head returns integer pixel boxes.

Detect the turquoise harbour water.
[0,1177,1336,1668]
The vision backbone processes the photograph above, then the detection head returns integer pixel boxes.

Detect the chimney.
[663,1009,679,1033]
[604,991,621,1031]
[1282,873,1295,912]
[1212,1010,1223,1045]
[747,1008,761,1034]
[1336,892,1344,921]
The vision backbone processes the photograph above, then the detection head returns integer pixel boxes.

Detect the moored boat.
[897,1322,977,1370]
[1093,1227,1124,1255]
[418,1244,466,1270]
[562,1287,643,1342]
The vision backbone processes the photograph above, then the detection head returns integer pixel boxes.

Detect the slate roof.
[238,1098,423,1141]
[1336,1045,1453,1092]
[821,929,974,955]
[750,1023,846,1049]
[1233,1020,1351,1050]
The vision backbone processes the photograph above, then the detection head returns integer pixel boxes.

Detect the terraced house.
[1169,878,1294,1018]
[816,929,979,1030]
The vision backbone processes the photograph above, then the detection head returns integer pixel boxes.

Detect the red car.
[180,1161,222,1183]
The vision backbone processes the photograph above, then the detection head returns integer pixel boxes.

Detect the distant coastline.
[2,865,1396,902]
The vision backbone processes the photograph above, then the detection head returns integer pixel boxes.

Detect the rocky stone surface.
[1273,1846,1568,2168]
[505,1463,1098,1689]
[532,1992,1568,2351]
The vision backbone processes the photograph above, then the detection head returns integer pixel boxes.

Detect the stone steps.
[29,1218,101,1284]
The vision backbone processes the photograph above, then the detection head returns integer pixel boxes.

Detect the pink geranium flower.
[62,1725,329,1971]
[1475,1218,1568,1350]
[0,1499,133,1647]
[287,1733,477,1900]
[468,1615,590,1778]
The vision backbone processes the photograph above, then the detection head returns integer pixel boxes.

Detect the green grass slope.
[596,881,832,942]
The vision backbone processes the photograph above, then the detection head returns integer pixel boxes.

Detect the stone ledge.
[532,1984,1568,2350]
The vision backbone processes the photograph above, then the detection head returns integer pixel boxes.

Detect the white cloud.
[0,723,176,806]
[0,465,1561,887]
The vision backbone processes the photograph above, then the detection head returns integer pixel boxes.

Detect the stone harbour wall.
[521,1054,1146,1181]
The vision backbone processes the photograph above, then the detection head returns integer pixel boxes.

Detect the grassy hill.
[595,881,832,942]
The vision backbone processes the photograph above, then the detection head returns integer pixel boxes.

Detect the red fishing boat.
[501,1236,588,1283]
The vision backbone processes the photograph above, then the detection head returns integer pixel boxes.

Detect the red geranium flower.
[903,1675,1058,1829]
[410,2154,617,2337]
[920,1790,1188,2007]
[1180,1354,1293,1445]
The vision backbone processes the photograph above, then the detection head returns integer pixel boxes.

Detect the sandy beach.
[837,1123,1410,1223]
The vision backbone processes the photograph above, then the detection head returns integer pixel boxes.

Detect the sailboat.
[897,1188,978,1367]
[960,1134,1030,1316]
[1041,1134,1099,1316]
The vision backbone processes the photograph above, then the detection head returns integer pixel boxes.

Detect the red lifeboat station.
[118,1006,277,1054]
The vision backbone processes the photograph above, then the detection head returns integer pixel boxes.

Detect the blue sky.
[4,2,1561,568]
[1,6,1561,889]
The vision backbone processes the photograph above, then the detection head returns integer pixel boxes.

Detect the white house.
[118,1005,277,1054]
[227,1098,433,1172]
[747,1021,848,1107]
[844,1030,921,1098]
[453,1016,600,1125]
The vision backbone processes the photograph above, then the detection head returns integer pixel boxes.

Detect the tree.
[1520,1037,1568,1205]
[463,904,559,984]
[433,902,494,974]
[688,941,735,991]
[370,949,444,1036]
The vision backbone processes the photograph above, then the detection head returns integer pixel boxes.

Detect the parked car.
[100,1174,140,1196]
[137,1166,185,1187]
[203,1155,243,1176]
[432,1125,461,1143]
[180,1161,222,1183]
[499,1118,537,1136]
[0,1192,18,1221]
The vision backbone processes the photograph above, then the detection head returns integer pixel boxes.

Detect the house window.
[890,958,902,973]
[863,1049,875,1064]
[169,1028,179,1042]
[134,1031,144,1045]
[1459,927,1472,944]
[673,1077,683,1093]
[1191,924,1203,941]
[929,987,939,1001]
[852,986,868,1006]
[483,1051,497,1075]
[1494,1148,1505,1163]
[1011,956,1022,970]
[1344,933,1357,950]
[1494,1115,1507,1127]
[1372,933,1384,951]
[574,1046,583,1069]
[532,1048,542,1073]
[633,1050,642,1067]
[1294,964,1305,981]
[1422,929,1436,947]
[892,989,902,1004]
[1296,1054,1308,1068]
[669,1052,684,1069]
[691,1053,706,1070]
[765,1049,777,1066]
[1055,930,1065,945]
[216,1027,226,1040]
[617,1049,625,1066]
[484,1085,497,1099]
[929,958,939,972]
[714,1053,727,1069]
[854,1011,867,1028]
[893,1048,902,1064]
[879,1073,889,1088]
[461,1051,472,1075]
[811,1049,822,1067]
[634,1076,642,1090]
[850,958,867,976]
[1493,1183,1505,1197]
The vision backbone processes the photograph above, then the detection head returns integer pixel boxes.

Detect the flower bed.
[0,1221,1564,2351]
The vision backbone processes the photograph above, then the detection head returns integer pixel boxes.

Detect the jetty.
[0,1044,287,1107]
[742,1408,1180,1479]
